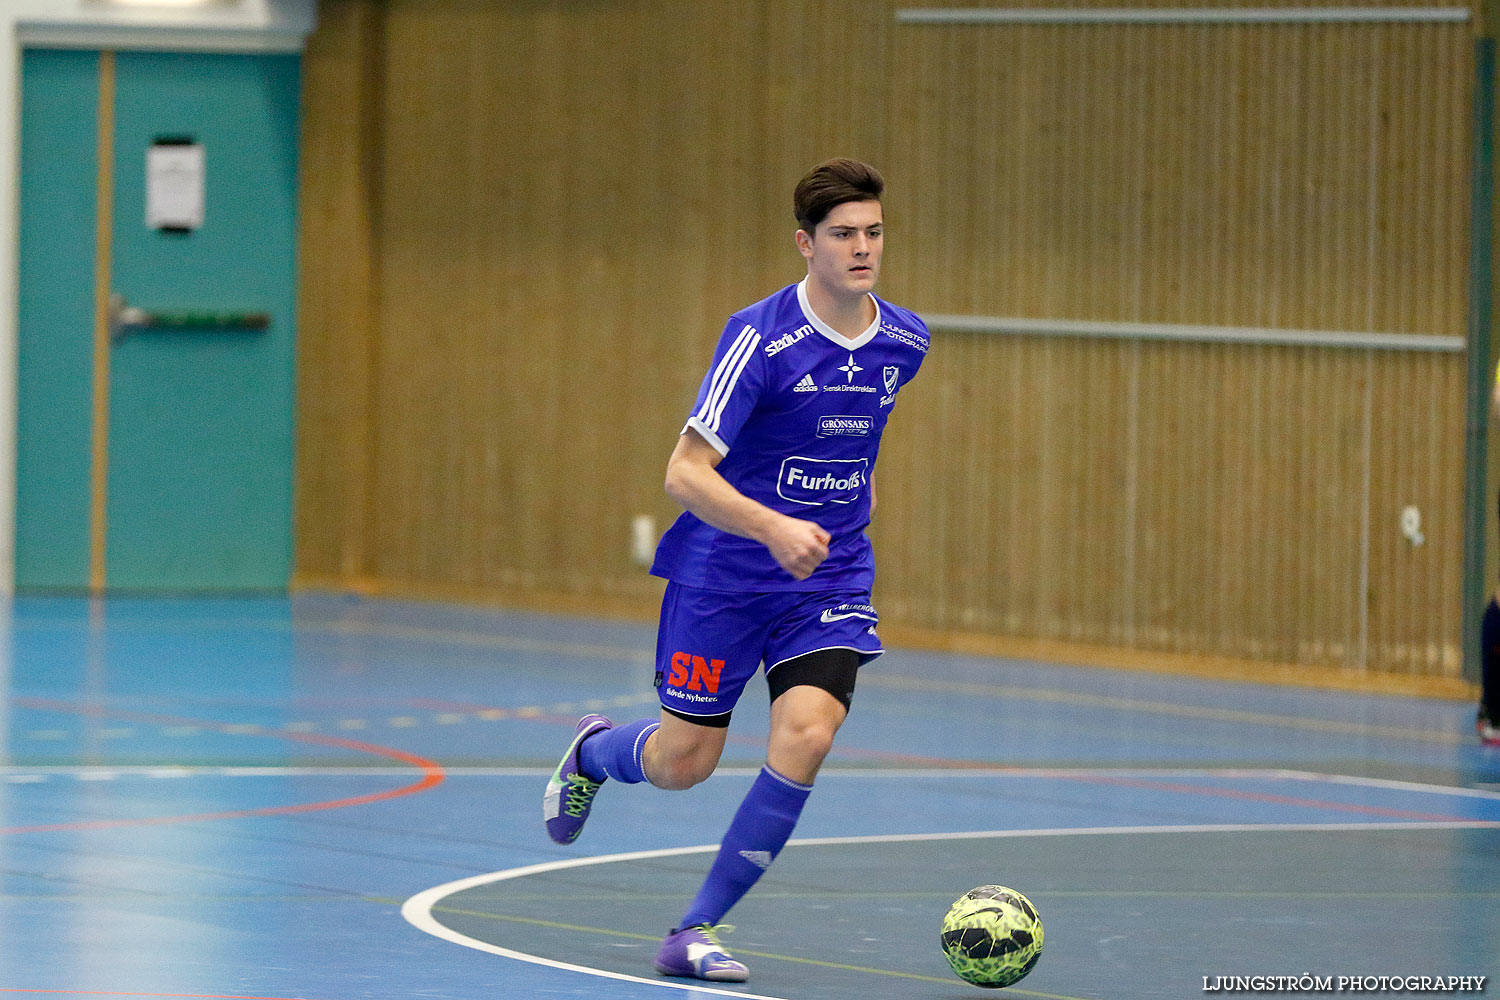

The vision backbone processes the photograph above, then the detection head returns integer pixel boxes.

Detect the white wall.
[0,0,316,594]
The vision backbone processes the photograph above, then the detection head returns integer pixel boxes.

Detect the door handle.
[109,293,270,342]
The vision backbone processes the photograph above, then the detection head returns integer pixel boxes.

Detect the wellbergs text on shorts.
[778,456,869,506]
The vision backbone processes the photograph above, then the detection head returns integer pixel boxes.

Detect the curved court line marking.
[3,699,444,835]
[404,845,775,1000]
[402,844,1095,1000]
[402,814,1500,1000]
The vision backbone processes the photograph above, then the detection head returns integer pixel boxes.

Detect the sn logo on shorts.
[663,651,726,693]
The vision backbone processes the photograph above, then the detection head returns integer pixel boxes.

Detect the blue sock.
[679,765,812,929]
[1483,598,1500,715]
[578,717,658,784]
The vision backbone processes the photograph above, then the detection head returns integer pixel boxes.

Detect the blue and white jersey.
[651,278,929,592]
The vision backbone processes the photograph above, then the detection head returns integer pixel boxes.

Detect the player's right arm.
[664,430,830,580]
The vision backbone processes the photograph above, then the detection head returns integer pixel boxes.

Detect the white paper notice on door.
[146,141,205,231]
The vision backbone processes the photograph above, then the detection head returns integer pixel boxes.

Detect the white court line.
[404,844,775,1000]
[1273,769,1500,801]
[4,766,1500,800]
[401,769,1500,998]
[402,823,1500,999]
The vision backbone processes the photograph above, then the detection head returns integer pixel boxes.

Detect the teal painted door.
[106,51,300,590]
[16,49,99,588]
[17,49,300,591]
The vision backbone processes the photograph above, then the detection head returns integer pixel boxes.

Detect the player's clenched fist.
[763,516,831,580]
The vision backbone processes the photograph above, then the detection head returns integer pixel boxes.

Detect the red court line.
[0,992,316,999]
[4,698,444,836]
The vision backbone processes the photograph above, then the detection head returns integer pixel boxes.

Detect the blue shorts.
[653,581,884,722]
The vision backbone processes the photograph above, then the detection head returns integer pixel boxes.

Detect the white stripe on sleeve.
[695,324,758,430]
[705,328,759,433]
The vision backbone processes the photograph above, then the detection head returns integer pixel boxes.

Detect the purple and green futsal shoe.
[543,714,611,844]
[653,924,750,982]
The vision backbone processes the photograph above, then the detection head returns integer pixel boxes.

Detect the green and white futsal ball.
[940,885,1044,989]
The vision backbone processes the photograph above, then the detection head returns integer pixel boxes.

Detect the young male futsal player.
[543,158,930,981]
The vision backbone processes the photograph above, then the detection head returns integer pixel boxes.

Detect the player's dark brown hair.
[794,158,885,234]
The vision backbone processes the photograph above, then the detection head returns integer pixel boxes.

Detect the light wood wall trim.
[922,313,1466,350]
[894,7,1472,25]
[88,50,115,595]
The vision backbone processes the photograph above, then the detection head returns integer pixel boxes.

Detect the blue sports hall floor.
[2,592,1497,999]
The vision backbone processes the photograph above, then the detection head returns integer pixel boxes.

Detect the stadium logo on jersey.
[817,415,872,438]
[778,456,868,506]
[881,322,929,354]
[793,374,818,393]
[664,651,726,694]
[764,324,814,357]
[880,366,901,407]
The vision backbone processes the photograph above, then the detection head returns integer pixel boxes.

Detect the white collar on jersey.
[797,277,881,351]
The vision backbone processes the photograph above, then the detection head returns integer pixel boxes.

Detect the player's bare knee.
[775,717,838,767]
[804,722,838,762]
[646,739,719,790]
[652,753,715,790]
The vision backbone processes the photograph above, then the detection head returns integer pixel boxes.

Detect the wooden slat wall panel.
[294,0,380,580]
[296,0,1477,684]
[367,0,772,601]
[1367,352,1468,674]
[871,12,1472,679]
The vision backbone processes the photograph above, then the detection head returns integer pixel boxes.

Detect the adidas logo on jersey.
[793,374,818,392]
[739,850,773,870]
